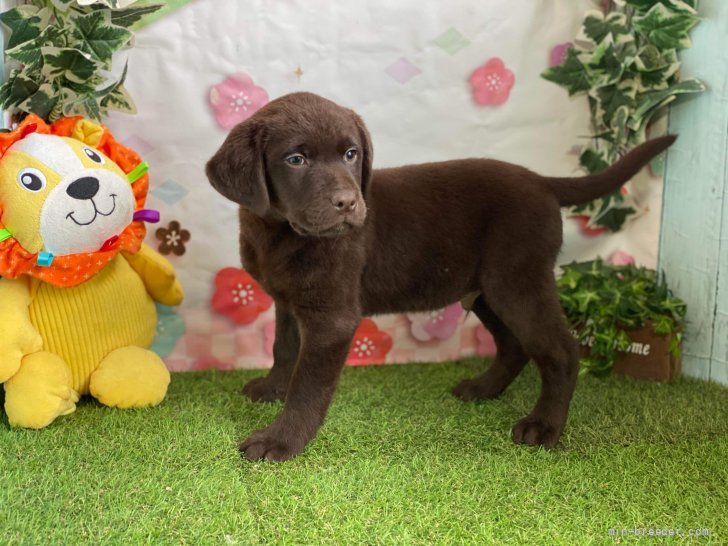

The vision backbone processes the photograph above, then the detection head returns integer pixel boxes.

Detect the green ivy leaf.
[632,78,706,121]
[579,148,610,173]
[583,11,629,43]
[41,47,100,84]
[541,48,592,96]
[596,85,635,127]
[626,0,697,14]
[586,41,626,88]
[0,6,52,50]
[633,3,699,50]
[108,4,165,28]
[100,84,137,115]
[18,83,59,119]
[593,206,636,231]
[63,93,102,122]
[0,70,40,108]
[50,0,75,12]
[6,26,67,73]
[72,11,133,66]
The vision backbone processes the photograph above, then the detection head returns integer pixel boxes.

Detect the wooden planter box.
[573,322,681,381]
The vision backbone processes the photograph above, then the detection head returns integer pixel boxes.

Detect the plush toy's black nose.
[66,176,99,200]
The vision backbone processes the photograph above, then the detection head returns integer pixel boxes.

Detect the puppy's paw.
[511,416,563,448]
[452,378,502,401]
[239,427,306,462]
[241,376,287,402]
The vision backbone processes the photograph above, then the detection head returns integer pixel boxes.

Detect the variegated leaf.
[582,11,629,44]
[50,0,75,12]
[63,94,102,122]
[18,83,59,119]
[109,4,164,28]
[6,26,67,72]
[0,70,40,108]
[72,10,133,65]
[100,84,137,115]
[0,6,52,50]
[541,48,592,96]
[41,47,100,84]
[633,3,699,50]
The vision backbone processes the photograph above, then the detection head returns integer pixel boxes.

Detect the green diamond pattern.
[434,28,470,55]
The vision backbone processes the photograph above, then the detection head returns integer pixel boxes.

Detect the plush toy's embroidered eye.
[17,168,47,192]
[83,147,104,164]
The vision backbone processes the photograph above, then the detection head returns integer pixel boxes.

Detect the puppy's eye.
[17,168,47,192]
[83,147,104,164]
[344,148,358,163]
[285,154,306,167]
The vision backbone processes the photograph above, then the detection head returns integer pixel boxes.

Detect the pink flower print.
[469,58,515,106]
[263,320,276,356]
[549,42,573,67]
[191,356,234,371]
[407,303,463,342]
[476,325,497,357]
[608,250,636,266]
[347,319,393,366]
[211,268,273,325]
[209,73,269,130]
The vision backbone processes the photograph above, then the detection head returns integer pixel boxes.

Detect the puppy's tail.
[543,135,677,207]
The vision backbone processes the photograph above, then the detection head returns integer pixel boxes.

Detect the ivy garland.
[0,0,162,123]
[542,0,705,232]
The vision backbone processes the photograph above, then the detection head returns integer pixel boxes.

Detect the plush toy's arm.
[0,277,43,382]
[122,243,184,306]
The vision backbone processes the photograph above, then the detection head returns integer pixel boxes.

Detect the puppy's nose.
[66,176,100,200]
[331,189,357,214]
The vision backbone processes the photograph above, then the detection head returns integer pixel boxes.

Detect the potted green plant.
[558,258,687,380]
[0,0,162,123]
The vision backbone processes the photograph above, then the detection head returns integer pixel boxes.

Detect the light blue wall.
[660,0,728,385]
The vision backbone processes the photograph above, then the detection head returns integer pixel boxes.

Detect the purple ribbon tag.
[133,209,161,224]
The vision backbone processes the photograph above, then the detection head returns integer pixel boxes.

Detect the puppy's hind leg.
[242,303,299,402]
[453,294,529,401]
[481,269,579,449]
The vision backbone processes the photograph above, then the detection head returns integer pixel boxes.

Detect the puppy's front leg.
[240,309,359,461]
[242,302,299,402]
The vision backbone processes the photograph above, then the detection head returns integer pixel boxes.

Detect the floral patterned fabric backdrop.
[104,0,667,371]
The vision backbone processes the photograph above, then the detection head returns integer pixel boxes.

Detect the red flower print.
[209,72,269,130]
[212,268,273,325]
[347,319,393,366]
[574,215,608,237]
[469,58,515,106]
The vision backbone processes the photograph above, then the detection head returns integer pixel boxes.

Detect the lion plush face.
[0,132,135,256]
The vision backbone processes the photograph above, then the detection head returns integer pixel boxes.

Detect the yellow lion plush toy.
[0,114,183,429]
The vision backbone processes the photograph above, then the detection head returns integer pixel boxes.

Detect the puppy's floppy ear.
[350,111,373,195]
[206,119,269,216]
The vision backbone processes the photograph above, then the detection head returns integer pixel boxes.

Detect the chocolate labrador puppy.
[206,91,675,461]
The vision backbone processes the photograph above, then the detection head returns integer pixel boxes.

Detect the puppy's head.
[206,92,372,237]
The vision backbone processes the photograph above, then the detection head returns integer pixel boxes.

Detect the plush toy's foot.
[4,352,79,429]
[89,346,170,409]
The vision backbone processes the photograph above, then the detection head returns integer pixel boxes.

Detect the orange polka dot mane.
[0,115,149,288]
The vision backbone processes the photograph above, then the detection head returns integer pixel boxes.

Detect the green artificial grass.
[1,360,727,545]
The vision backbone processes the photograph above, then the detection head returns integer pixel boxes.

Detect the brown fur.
[206,92,676,461]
